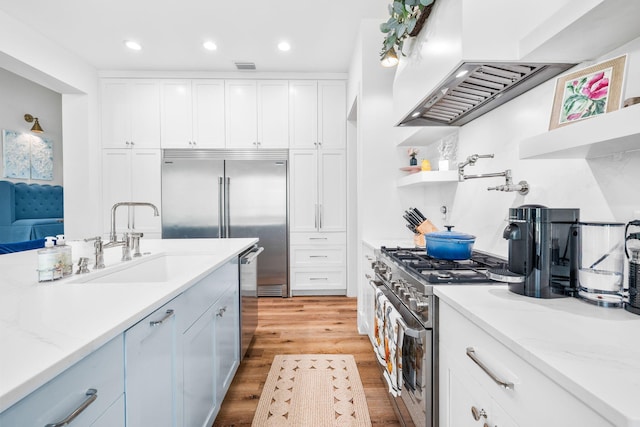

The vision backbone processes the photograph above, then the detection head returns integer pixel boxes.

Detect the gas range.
[373,246,506,328]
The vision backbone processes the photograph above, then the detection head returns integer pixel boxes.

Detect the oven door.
[379,286,433,427]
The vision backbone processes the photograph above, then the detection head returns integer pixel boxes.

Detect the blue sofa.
[0,181,64,243]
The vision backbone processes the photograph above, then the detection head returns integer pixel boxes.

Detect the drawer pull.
[471,406,487,421]
[466,347,514,390]
[216,306,227,317]
[150,309,175,327]
[309,237,328,240]
[45,388,97,427]
[365,274,372,279]
[309,277,328,281]
[309,255,328,258]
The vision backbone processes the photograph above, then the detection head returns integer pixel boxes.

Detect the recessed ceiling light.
[277,41,291,52]
[124,40,142,51]
[203,41,217,51]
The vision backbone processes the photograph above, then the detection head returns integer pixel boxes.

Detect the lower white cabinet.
[290,232,346,295]
[124,301,179,427]
[91,395,125,427]
[181,258,240,427]
[357,243,376,341]
[438,299,615,427]
[0,336,124,427]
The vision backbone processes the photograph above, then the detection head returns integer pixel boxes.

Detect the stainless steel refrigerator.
[161,149,289,297]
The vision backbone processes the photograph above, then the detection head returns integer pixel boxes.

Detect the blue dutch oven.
[425,225,476,260]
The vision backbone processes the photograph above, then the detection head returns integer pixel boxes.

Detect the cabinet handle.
[309,277,328,281]
[309,255,328,258]
[319,204,323,229]
[309,237,328,240]
[466,347,514,389]
[149,309,175,327]
[471,406,487,421]
[216,306,227,317]
[314,204,318,229]
[365,255,374,261]
[365,274,372,279]
[44,388,97,427]
[130,141,135,146]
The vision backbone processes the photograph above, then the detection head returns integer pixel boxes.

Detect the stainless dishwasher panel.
[240,245,263,359]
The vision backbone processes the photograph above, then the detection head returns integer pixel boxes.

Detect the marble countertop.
[435,286,640,426]
[362,238,416,250]
[0,237,257,413]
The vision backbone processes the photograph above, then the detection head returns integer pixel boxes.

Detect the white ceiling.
[0,0,390,73]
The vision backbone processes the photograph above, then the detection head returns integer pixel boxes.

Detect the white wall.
[0,68,63,185]
[410,37,640,258]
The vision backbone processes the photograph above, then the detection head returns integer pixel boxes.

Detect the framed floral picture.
[549,55,627,130]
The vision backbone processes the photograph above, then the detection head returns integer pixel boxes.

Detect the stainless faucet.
[458,154,530,195]
[84,202,159,269]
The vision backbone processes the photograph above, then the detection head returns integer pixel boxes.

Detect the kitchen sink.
[71,253,215,284]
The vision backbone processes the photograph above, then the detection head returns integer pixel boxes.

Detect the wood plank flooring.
[212,296,401,427]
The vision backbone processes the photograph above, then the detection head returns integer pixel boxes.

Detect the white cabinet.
[101,149,162,238]
[438,299,615,427]
[289,232,346,296]
[357,244,376,341]
[0,337,124,427]
[101,79,160,149]
[181,259,239,427]
[289,149,346,233]
[289,80,346,149]
[160,79,225,149]
[124,302,179,427]
[225,80,289,148]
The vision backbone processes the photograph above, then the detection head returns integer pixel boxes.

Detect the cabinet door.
[289,80,318,148]
[90,394,125,427]
[257,80,289,148]
[318,81,346,149]
[447,368,492,427]
[160,80,193,148]
[214,285,240,401]
[130,149,162,237]
[225,80,258,148]
[101,80,132,148]
[289,150,319,232]
[182,306,216,427]
[318,150,346,232]
[192,80,225,148]
[125,304,178,427]
[129,80,161,148]
[102,149,132,236]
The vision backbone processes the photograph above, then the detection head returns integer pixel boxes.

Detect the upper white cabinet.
[102,149,162,238]
[289,149,346,232]
[101,79,160,149]
[225,80,289,149]
[290,80,346,149]
[160,79,225,149]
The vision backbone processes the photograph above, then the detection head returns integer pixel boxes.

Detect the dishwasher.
[239,245,263,359]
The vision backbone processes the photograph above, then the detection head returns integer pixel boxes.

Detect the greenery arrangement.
[380,0,435,59]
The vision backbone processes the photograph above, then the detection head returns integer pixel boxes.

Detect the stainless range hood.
[397,61,576,127]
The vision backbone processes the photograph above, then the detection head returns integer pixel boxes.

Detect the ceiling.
[0,0,390,73]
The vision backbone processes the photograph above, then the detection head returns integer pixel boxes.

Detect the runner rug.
[251,354,372,427]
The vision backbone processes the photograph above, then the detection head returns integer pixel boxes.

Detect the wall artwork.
[2,129,53,180]
[549,55,627,130]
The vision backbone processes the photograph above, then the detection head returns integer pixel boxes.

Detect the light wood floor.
[212,296,401,426]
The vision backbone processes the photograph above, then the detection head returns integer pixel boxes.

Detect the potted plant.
[380,0,435,64]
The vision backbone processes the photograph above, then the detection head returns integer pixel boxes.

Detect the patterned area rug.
[252,354,372,427]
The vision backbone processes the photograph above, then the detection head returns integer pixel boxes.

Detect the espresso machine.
[490,205,580,298]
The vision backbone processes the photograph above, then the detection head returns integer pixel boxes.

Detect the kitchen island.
[435,286,640,426]
[0,237,257,423]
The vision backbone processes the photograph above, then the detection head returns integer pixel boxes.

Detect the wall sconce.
[380,48,399,68]
[24,114,44,133]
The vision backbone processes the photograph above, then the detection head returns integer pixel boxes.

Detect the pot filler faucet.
[457,154,529,195]
[85,202,160,269]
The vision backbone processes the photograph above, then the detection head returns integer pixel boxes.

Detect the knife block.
[413,219,438,247]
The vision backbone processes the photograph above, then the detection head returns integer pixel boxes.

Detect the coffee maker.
[497,205,580,298]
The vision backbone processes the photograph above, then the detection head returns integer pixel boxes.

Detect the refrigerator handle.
[218,177,224,238]
[225,177,231,238]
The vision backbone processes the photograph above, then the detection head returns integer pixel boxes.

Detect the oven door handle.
[403,325,425,339]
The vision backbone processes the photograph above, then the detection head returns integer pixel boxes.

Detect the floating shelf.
[397,170,459,187]
[395,126,459,147]
[519,104,640,159]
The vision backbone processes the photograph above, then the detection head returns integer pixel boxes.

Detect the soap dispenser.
[38,236,62,281]
[56,234,73,276]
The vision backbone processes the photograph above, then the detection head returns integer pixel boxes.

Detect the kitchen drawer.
[438,300,614,427]
[0,336,124,426]
[290,231,346,245]
[290,246,345,266]
[290,268,346,295]
[179,258,237,332]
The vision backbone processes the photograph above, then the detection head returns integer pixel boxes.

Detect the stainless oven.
[239,245,263,359]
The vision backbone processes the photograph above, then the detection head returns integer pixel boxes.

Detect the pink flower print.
[581,72,609,100]
[566,113,582,121]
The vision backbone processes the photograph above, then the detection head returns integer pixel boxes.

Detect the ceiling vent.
[234,61,256,71]
[398,61,576,127]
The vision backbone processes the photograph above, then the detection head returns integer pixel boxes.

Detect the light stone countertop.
[435,286,640,426]
[0,237,257,413]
